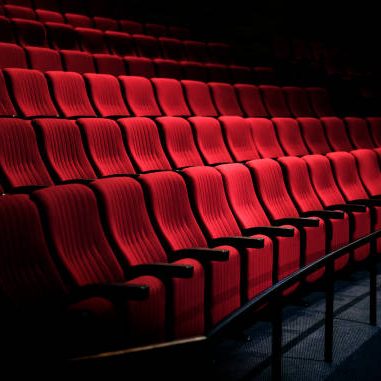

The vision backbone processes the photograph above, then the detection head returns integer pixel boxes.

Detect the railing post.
[324,258,334,363]
[272,297,282,381]
[369,239,377,326]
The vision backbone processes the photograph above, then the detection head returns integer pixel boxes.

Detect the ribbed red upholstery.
[283,86,314,117]
[181,61,208,82]
[118,117,171,172]
[60,50,96,74]
[12,18,47,47]
[45,22,80,50]
[272,117,309,156]
[4,5,35,19]
[230,65,253,84]
[153,59,182,80]
[92,177,205,338]
[344,117,375,149]
[205,63,231,83]
[304,154,371,261]
[0,71,16,116]
[46,71,96,117]
[367,117,381,146]
[234,84,268,118]
[0,42,27,68]
[259,85,291,117]
[297,117,331,154]
[351,149,381,197]
[181,80,218,117]
[124,56,155,78]
[209,82,243,116]
[133,34,161,58]
[105,31,136,56]
[0,118,53,189]
[188,116,233,165]
[140,170,240,324]
[119,76,161,117]
[77,118,135,176]
[34,118,96,181]
[152,78,190,116]
[184,40,207,62]
[4,68,58,117]
[279,156,349,269]
[119,19,144,34]
[65,13,92,28]
[183,165,274,299]
[84,73,129,118]
[0,16,15,43]
[76,27,108,54]
[145,23,167,37]
[33,184,166,344]
[321,117,353,151]
[159,37,186,61]
[93,16,119,31]
[217,163,301,281]
[307,87,334,117]
[247,118,284,158]
[219,116,260,161]
[35,9,64,23]
[247,158,326,277]
[25,47,62,71]
[94,54,126,76]
[156,117,203,168]
[207,42,231,64]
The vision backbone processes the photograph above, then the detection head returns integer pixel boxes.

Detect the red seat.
[207,42,231,64]
[12,18,47,47]
[45,22,80,50]
[46,71,96,117]
[25,47,62,71]
[65,13,93,28]
[60,50,96,74]
[283,86,314,117]
[367,117,381,146]
[124,57,155,78]
[0,42,27,69]
[76,27,108,54]
[153,59,182,80]
[4,5,35,19]
[297,117,331,154]
[205,63,231,83]
[35,9,64,23]
[133,34,161,58]
[307,87,334,117]
[168,26,191,39]
[234,84,268,118]
[184,40,208,62]
[105,31,136,56]
[93,16,119,31]
[34,0,59,11]
[259,85,291,117]
[159,37,186,61]
[0,16,16,43]
[94,54,126,76]
[156,117,204,168]
[209,82,243,116]
[77,118,135,177]
[145,23,167,37]
[181,61,208,82]
[344,117,375,149]
[321,117,354,151]
[0,70,17,117]
[119,19,144,34]
[118,117,171,172]
[230,65,253,84]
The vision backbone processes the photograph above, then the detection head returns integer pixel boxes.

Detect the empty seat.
[207,42,231,64]
[4,5,35,19]
[219,116,260,161]
[247,118,284,158]
[0,118,53,190]
[181,80,217,117]
[0,42,27,68]
[119,76,161,117]
[35,9,64,23]
[307,87,334,117]
[93,16,119,31]
[272,117,310,156]
[118,117,171,172]
[184,40,208,62]
[119,19,144,34]
[259,85,291,117]
[46,71,96,117]
[153,59,182,80]
[32,184,166,344]
[234,84,268,118]
[151,78,191,116]
[304,154,371,261]
[321,117,353,151]
[60,50,96,73]
[181,61,208,82]
[156,117,203,168]
[124,57,155,78]
[85,73,129,118]
[230,65,253,84]
[283,86,314,117]
[133,34,161,58]
[344,117,375,149]
[25,47,62,71]
[367,117,381,146]
[188,116,233,165]
[94,54,126,76]
[105,31,136,56]
[297,117,331,154]
[159,37,186,61]
[145,23,167,37]
[0,71,17,116]
[209,82,243,116]
[12,18,47,47]
[65,13,92,28]
[77,118,135,176]
[76,27,108,54]
[140,170,240,324]
[34,118,96,182]
[4,68,58,117]
[91,177,205,338]
[247,158,326,278]
[205,63,231,83]
[45,22,80,50]
[0,16,15,43]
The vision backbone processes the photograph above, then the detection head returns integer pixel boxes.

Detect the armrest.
[210,236,264,249]
[69,283,149,303]
[272,217,320,228]
[326,204,367,213]
[348,199,381,207]
[169,248,229,262]
[242,226,294,238]
[301,210,344,219]
[127,263,194,280]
